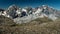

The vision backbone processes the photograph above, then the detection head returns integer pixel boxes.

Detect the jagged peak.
[8,4,19,10]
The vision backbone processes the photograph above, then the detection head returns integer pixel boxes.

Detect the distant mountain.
[34,5,59,20]
[0,5,60,24]
[6,4,19,18]
[0,9,5,11]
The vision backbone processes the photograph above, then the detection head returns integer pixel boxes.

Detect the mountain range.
[0,5,60,24]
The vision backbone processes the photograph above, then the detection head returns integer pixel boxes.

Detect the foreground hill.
[0,15,15,26]
[0,16,60,34]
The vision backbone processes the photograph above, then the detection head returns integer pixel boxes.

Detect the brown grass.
[0,16,60,34]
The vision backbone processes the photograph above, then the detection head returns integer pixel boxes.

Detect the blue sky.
[0,0,60,10]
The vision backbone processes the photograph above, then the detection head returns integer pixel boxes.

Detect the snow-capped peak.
[22,8,27,12]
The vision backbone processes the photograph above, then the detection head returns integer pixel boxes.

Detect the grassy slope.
[0,15,15,26]
[0,16,60,34]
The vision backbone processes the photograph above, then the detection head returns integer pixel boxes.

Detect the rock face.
[0,9,5,15]
[40,5,58,20]
[7,4,19,19]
